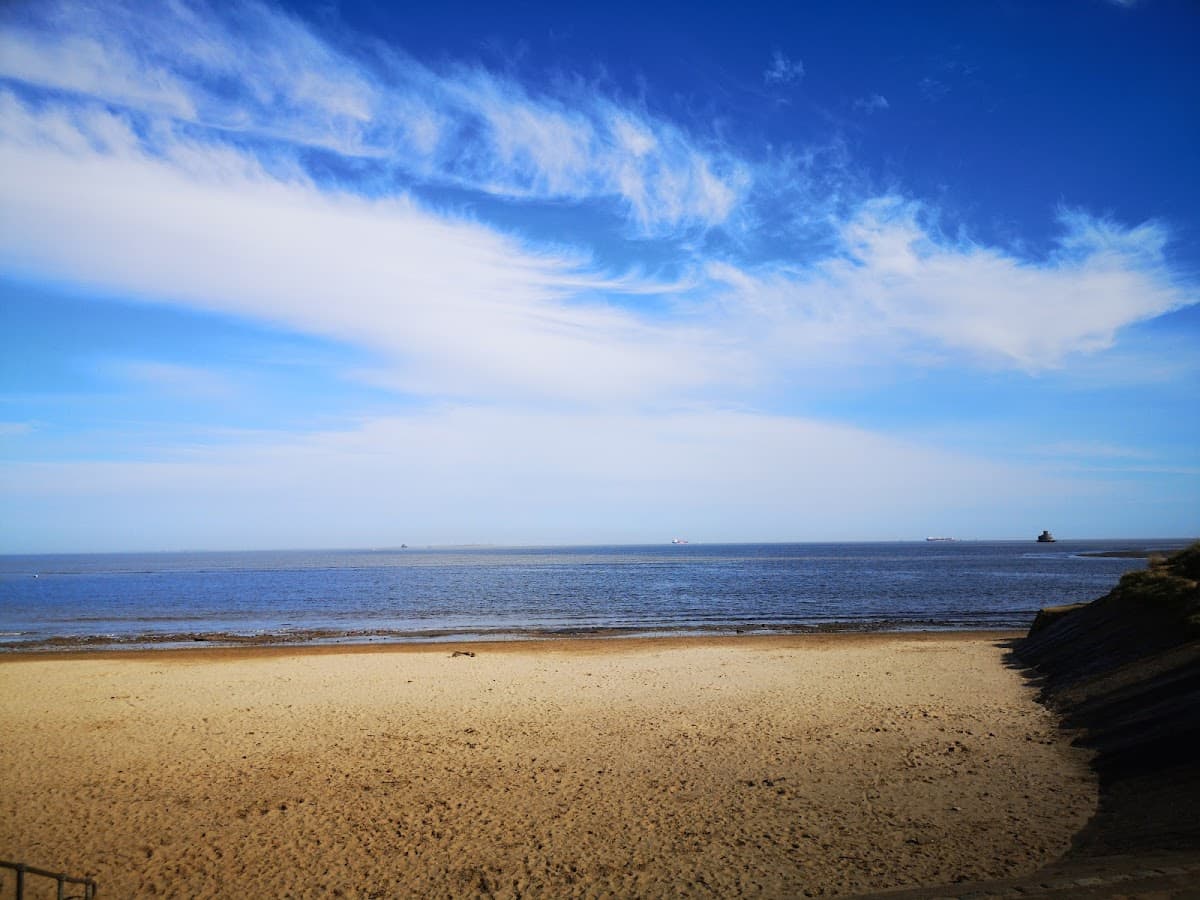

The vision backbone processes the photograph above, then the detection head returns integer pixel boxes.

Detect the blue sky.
[1,0,1197,552]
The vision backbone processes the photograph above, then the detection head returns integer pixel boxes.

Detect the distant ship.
[1037,530,1057,543]
[925,536,956,542]
[671,538,689,545]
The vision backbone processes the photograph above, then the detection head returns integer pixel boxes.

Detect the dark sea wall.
[1015,542,1200,855]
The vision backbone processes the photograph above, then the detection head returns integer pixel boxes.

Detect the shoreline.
[1,630,1090,897]
[0,628,1026,662]
[3,540,1164,658]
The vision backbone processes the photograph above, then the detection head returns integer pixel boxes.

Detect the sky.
[1,0,1198,552]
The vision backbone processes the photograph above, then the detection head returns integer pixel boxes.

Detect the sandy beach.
[0,633,1096,898]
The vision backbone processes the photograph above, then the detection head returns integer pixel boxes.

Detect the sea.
[0,540,1188,651]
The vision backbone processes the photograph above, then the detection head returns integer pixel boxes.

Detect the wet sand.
[0,633,1096,898]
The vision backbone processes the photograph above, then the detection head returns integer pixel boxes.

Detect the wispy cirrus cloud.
[0,0,749,235]
[1,0,1197,552]
[0,0,1195,408]
[763,50,805,86]
[854,93,890,113]
[0,91,1193,409]
[706,199,1193,372]
[0,91,738,405]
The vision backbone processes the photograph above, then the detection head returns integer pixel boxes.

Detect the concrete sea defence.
[1017,541,1200,857]
[855,542,1200,899]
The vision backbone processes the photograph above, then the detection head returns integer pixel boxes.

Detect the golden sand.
[0,633,1095,898]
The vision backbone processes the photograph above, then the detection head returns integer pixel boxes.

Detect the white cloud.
[0,0,749,235]
[0,407,1076,551]
[0,91,1194,410]
[707,198,1194,372]
[763,50,805,86]
[0,0,1195,415]
[0,93,738,405]
[1,2,1197,553]
[0,28,196,119]
[854,93,889,113]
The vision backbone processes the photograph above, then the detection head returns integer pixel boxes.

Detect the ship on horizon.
[1037,530,1057,543]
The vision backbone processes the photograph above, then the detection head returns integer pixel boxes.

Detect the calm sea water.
[0,541,1185,650]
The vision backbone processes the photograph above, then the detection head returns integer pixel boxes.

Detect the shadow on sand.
[854,543,1200,899]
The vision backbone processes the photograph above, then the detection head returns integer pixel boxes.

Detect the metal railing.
[0,860,96,899]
